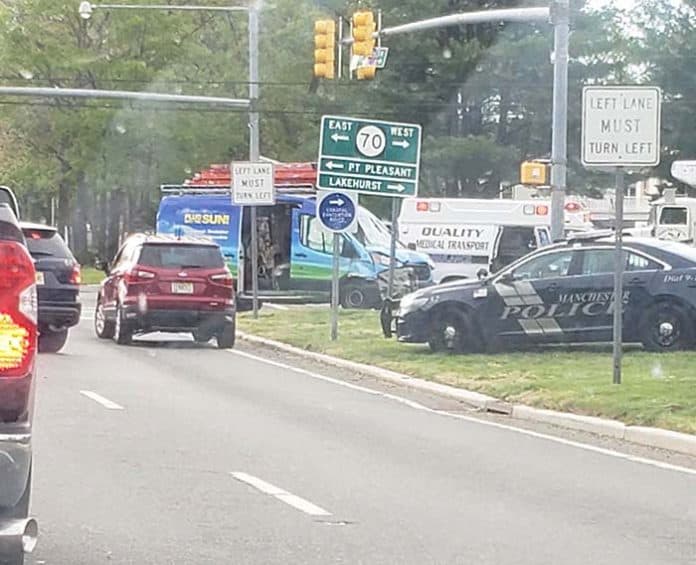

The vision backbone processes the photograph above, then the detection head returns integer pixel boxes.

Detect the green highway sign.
[317,115,422,197]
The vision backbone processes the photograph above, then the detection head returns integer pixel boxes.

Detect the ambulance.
[398,197,591,284]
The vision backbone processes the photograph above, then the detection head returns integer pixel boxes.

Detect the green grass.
[239,307,696,435]
[80,266,104,285]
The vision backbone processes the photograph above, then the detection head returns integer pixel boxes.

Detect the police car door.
[488,248,580,344]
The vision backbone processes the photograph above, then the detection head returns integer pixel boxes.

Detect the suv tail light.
[124,268,157,283]
[209,271,234,288]
[70,264,82,285]
[0,241,37,378]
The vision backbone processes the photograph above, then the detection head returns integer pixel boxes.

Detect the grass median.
[81,266,104,285]
[239,306,696,435]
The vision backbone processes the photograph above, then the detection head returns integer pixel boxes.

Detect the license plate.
[35,272,45,285]
[172,282,194,294]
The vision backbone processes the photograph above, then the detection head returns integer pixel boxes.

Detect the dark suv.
[20,223,81,353]
[94,234,236,348]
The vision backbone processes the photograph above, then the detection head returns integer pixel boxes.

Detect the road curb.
[237,331,696,457]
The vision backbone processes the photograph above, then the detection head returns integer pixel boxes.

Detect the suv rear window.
[23,228,72,259]
[138,244,224,269]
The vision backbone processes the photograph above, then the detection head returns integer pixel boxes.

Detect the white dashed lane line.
[79,390,125,411]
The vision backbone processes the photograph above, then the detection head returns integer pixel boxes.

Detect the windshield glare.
[356,208,402,249]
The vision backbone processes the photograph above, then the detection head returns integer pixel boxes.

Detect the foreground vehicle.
[382,233,696,353]
[95,234,236,348]
[0,204,39,564]
[20,223,81,353]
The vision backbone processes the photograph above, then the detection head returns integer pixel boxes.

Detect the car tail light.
[124,268,156,283]
[70,264,82,285]
[210,271,234,288]
[416,201,429,212]
[565,202,582,213]
[0,241,37,378]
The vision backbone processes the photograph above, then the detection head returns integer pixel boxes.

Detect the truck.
[397,197,592,284]
[0,187,39,564]
[156,163,433,308]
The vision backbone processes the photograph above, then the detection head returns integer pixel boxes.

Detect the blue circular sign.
[318,192,357,232]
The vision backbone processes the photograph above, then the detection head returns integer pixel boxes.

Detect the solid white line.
[230,472,331,516]
[227,349,696,478]
[79,390,124,411]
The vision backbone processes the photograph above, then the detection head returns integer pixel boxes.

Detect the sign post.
[317,191,358,341]
[581,86,661,384]
[318,115,422,301]
[231,161,275,319]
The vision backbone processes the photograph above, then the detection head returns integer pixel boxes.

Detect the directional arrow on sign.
[387,183,407,193]
[325,160,344,171]
[328,197,345,206]
[331,133,349,143]
[392,139,410,149]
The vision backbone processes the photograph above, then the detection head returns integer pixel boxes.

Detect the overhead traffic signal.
[352,10,376,57]
[520,160,550,186]
[314,19,336,79]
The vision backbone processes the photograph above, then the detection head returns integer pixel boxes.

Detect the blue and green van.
[156,190,433,308]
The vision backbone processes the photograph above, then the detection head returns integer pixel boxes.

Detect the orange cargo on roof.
[184,162,318,188]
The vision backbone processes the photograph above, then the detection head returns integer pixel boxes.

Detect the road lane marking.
[228,349,696,478]
[230,472,331,516]
[79,390,124,411]
[265,303,290,311]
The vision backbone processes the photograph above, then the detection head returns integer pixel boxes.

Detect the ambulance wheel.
[640,302,694,352]
[428,309,479,353]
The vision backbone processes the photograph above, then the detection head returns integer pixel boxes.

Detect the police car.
[381,233,696,353]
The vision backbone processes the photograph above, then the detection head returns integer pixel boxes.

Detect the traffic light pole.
[249,2,261,319]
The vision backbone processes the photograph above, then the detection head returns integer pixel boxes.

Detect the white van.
[398,197,593,284]
[646,193,696,243]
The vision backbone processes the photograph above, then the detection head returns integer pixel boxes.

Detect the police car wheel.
[428,310,476,353]
[640,302,693,352]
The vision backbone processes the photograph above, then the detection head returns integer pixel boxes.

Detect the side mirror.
[95,258,110,274]
[476,268,489,280]
[407,243,417,251]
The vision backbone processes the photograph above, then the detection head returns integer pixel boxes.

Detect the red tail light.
[565,202,582,213]
[124,268,156,283]
[70,264,82,285]
[209,271,234,288]
[0,242,37,378]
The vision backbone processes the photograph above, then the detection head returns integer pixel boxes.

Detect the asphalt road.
[27,290,696,564]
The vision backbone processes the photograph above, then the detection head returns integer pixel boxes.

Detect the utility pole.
[549,0,570,241]
[248,1,261,319]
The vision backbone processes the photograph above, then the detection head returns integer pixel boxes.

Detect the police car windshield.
[356,208,403,249]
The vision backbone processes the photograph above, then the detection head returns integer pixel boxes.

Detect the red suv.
[94,234,236,348]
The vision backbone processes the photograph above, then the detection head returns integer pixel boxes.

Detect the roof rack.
[566,229,634,243]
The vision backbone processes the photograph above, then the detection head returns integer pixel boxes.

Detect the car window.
[22,229,72,259]
[510,250,574,281]
[301,215,335,254]
[138,244,224,268]
[659,206,688,225]
[579,249,662,275]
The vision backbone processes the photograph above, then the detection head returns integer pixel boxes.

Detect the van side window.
[659,207,688,225]
[301,215,334,254]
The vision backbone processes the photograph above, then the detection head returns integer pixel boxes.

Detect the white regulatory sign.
[231,161,275,206]
[671,160,696,187]
[581,86,661,168]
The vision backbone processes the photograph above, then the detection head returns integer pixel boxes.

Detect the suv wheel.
[114,304,133,346]
[94,300,115,339]
[38,329,68,353]
[216,322,236,349]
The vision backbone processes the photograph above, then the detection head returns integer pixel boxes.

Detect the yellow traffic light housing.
[314,19,336,79]
[352,10,376,57]
[520,161,549,186]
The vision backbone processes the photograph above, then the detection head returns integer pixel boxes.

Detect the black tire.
[38,329,68,353]
[428,309,479,353]
[640,301,694,352]
[94,299,115,339]
[217,322,236,349]
[0,466,31,565]
[113,304,133,346]
[340,281,376,309]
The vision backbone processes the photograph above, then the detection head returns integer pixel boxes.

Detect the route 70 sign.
[317,115,422,198]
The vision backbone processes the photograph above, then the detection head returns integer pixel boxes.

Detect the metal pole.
[612,168,625,385]
[331,235,340,341]
[549,0,569,242]
[249,2,260,319]
[386,199,398,299]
